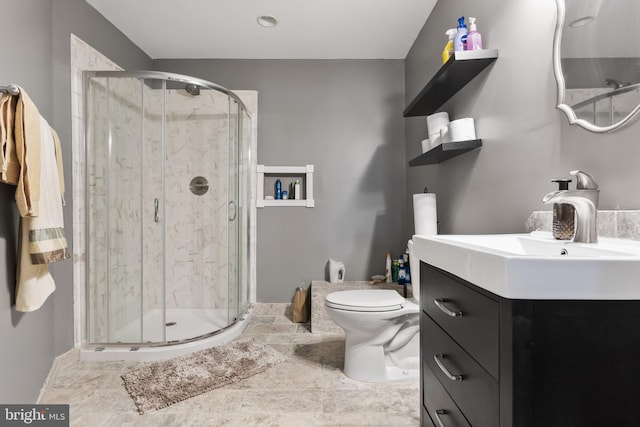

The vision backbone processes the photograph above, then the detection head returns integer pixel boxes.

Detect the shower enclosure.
[84,71,251,346]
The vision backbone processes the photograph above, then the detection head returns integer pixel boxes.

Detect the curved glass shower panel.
[163,83,231,340]
[85,71,248,346]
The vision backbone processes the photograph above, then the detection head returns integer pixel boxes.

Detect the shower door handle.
[228,200,237,221]
[154,198,159,223]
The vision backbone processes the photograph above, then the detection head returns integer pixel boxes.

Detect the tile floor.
[39,305,420,426]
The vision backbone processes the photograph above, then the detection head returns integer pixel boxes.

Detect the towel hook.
[0,85,19,95]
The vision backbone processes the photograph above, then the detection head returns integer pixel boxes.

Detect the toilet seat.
[325,289,406,312]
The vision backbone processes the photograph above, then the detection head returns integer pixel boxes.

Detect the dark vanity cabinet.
[420,262,640,427]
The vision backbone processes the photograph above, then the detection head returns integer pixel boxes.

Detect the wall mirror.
[553,0,640,132]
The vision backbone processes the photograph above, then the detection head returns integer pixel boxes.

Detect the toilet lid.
[325,289,405,312]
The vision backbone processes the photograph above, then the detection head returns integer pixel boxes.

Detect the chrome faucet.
[542,170,600,243]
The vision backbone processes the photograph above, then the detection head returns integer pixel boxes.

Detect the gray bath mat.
[121,338,286,414]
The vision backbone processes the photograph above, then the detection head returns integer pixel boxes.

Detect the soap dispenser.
[551,179,574,240]
[466,17,483,50]
[453,16,468,52]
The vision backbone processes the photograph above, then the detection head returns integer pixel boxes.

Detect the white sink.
[412,231,640,300]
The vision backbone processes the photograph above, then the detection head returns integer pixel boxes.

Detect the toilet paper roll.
[448,118,476,142]
[413,193,437,235]
[429,132,441,148]
[426,112,450,136]
[440,127,450,144]
[421,138,431,153]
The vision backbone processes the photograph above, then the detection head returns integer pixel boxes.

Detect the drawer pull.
[434,299,463,317]
[434,354,463,381]
[434,409,447,427]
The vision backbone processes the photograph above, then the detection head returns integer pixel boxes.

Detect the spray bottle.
[442,28,457,63]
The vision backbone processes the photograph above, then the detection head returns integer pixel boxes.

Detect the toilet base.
[343,333,419,383]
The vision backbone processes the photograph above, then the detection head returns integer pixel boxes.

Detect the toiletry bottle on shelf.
[551,179,574,240]
[398,259,406,285]
[275,179,282,200]
[454,16,468,52]
[403,251,411,284]
[442,28,457,63]
[294,179,301,200]
[385,253,392,283]
[466,17,483,50]
[392,259,399,282]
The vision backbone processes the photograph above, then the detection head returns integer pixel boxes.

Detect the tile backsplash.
[526,210,640,241]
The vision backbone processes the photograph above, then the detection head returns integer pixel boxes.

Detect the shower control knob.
[190,176,209,195]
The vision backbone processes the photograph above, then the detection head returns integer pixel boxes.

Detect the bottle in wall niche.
[398,259,406,285]
[385,252,392,283]
[551,179,574,240]
[294,179,301,200]
[275,179,282,200]
[403,250,411,284]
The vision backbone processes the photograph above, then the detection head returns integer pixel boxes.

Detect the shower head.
[185,83,201,96]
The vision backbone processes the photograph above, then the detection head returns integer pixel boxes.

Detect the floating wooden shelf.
[409,139,482,166]
[403,49,499,118]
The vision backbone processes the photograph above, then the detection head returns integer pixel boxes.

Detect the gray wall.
[405,0,640,238]
[0,0,55,405]
[153,59,407,302]
[0,0,150,403]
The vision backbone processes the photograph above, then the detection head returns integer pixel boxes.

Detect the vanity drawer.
[422,314,499,427]
[421,404,436,427]
[423,355,471,427]
[421,262,499,379]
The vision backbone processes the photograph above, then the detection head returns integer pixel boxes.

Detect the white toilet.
[325,259,421,382]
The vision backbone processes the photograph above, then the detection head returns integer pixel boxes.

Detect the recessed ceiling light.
[569,16,595,28]
[257,15,278,28]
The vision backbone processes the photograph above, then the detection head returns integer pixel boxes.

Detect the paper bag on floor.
[292,286,310,323]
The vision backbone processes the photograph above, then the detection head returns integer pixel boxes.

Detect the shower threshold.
[80,309,252,362]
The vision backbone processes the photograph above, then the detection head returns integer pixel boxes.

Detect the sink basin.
[412,231,640,299]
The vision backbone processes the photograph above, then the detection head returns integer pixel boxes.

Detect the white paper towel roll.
[413,193,437,235]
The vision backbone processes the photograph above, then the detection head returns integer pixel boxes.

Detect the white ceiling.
[86,0,437,59]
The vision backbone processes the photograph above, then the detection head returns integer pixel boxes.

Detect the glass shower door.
[86,75,165,344]
[227,98,240,324]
